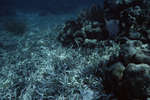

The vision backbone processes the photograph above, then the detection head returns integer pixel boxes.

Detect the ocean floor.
[0,12,120,100]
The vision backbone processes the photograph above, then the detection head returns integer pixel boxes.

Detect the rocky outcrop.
[58,0,150,99]
[106,43,150,99]
[58,20,108,48]
[116,63,150,99]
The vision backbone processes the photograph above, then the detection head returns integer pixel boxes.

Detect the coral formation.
[58,4,109,48]
[1,0,150,99]
[58,0,150,99]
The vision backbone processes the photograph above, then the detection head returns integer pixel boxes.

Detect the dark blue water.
[0,0,103,16]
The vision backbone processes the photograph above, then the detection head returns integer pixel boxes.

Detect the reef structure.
[58,0,150,99]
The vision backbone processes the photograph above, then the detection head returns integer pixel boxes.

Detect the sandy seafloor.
[0,12,120,100]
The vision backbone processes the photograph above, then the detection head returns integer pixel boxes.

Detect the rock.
[108,62,125,81]
[83,39,97,48]
[116,63,150,99]
[92,21,101,28]
[107,54,120,67]
[132,54,150,65]
[141,44,150,56]
[84,25,93,33]
[128,30,141,40]
[93,27,101,33]
[119,46,137,66]
[125,40,142,47]
[84,25,105,40]
[84,25,101,34]
[105,61,125,93]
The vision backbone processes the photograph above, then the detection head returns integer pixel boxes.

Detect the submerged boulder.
[119,46,137,66]
[116,63,150,99]
[108,62,125,82]
[106,43,150,99]
[132,54,150,65]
